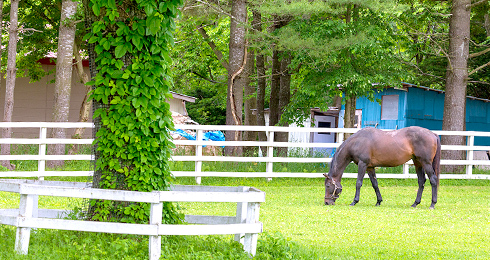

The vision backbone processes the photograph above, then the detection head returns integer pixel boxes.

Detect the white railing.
[0,122,94,178]
[1,122,490,181]
[0,179,264,258]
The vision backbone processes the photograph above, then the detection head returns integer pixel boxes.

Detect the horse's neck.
[330,148,351,180]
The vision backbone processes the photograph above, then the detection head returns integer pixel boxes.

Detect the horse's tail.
[433,134,441,187]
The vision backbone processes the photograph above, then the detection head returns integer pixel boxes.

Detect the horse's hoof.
[429,206,435,210]
[375,203,381,206]
[411,203,418,208]
[350,202,357,206]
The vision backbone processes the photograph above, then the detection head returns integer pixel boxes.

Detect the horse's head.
[323,174,342,205]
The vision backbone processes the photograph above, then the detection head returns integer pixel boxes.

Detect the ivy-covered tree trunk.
[442,0,471,173]
[1,0,19,170]
[48,0,77,168]
[84,0,183,224]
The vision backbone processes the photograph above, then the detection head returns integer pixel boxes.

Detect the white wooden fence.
[1,122,490,181]
[0,179,264,259]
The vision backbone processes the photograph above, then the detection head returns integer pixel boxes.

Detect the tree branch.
[467,0,490,9]
[189,70,225,84]
[468,60,490,76]
[197,25,230,71]
[469,47,490,59]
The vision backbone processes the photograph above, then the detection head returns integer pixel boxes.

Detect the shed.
[351,82,490,146]
[0,58,196,137]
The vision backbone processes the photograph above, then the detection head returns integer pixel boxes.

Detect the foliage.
[394,0,451,90]
[171,11,229,125]
[259,2,410,125]
[84,0,183,223]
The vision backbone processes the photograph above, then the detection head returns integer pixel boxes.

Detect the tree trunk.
[225,0,247,156]
[253,10,268,156]
[343,94,357,139]
[269,49,281,127]
[1,0,19,170]
[47,0,77,168]
[442,0,471,173]
[243,45,257,155]
[68,41,92,155]
[276,51,291,157]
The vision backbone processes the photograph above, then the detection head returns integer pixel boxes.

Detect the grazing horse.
[324,126,441,209]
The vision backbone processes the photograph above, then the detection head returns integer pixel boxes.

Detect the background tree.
[171,4,229,125]
[225,0,247,155]
[1,0,20,170]
[48,0,78,167]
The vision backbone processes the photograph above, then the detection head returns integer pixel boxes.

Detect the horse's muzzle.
[324,199,335,205]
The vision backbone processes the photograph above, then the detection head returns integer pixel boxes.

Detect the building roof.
[401,82,490,103]
[170,92,196,103]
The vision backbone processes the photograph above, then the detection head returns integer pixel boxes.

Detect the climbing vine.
[84,0,183,223]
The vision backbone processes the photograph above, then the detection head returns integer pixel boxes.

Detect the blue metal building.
[351,83,490,145]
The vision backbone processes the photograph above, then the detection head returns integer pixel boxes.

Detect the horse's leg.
[351,162,367,206]
[422,163,438,209]
[411,163,426,208]
[367,167,383,206]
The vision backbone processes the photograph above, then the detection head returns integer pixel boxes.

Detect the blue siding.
[356,89,407,129]
[350,86,490,146]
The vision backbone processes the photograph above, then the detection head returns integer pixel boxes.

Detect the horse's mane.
[328,134,352,177]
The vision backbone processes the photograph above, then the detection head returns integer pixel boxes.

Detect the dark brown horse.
[324,126,441,209]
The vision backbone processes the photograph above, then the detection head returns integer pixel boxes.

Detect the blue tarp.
[174,129,196,140]
[173,129,225,147]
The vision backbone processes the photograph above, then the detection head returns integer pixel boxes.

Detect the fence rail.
[1,122,490,182]
[0,179,264,258]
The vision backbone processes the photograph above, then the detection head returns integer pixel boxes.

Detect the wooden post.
[149,197,163,260]
[38,127,47,181]
[243,201,260,256]
[466,135,474,176]
[195,129,203,185]
[266,131,274,182]
[403,163,410,177]
[234,186,248,244]
[15,193,35,255]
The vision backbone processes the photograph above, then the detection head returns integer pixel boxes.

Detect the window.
[318,121,331,135]
[354,109,362,128]
[381,95,399,120]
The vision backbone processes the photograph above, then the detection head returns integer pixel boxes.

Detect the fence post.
[266,131,274,182]
[38,126,47,181]
[466,135,474,176]
[243,201,260,256]
[234,186,248,244]
[403,163,410,177]
[337,131,344,144]
[15,193,35,255]
[149,197,163,260]
[195,129,203,184]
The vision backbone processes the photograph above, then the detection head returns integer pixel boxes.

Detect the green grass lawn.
[1,177,490,259]
[175,178,490,259]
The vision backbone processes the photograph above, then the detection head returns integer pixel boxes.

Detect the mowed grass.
[175,177,490,259]
[1,176,490,259]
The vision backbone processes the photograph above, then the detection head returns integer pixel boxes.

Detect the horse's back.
[346,127,438,167]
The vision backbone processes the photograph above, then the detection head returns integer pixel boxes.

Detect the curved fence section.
[0,179,264,259]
